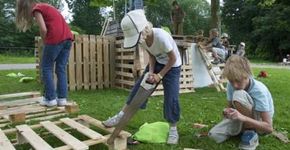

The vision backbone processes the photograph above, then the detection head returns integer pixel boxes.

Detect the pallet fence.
[35,35,116,91]
[35,34,195,95]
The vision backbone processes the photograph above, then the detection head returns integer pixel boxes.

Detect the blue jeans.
[41,40,71,101]
[126,62,181,123]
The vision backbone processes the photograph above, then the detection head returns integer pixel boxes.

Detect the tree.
[66,0,104,35]
[0,0,64,51]
[210,0,220,30]
[222,0,290,60]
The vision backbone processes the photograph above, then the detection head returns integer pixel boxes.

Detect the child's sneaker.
[102,111,124,127]
[57,98,67,106]
[167,128,179,144]
[239,130,259,150]
[39,98,57,107]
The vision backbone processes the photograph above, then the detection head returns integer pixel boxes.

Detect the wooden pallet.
[35,35,116,91]
[0,115,131,150]
[0,92,79,128]
[114,36,195,96]
[197,46,226,92]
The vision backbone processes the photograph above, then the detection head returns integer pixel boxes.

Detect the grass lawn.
[0,68,290,149]
[0,54,35,64]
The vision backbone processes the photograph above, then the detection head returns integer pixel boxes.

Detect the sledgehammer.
[107,72,158,145]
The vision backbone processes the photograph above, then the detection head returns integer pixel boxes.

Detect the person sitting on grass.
[208,55,274,150]
[102,10,182,145]
[200,28,227,64]
[16,0,73,107]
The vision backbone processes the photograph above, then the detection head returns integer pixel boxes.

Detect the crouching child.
[208,55,274,150]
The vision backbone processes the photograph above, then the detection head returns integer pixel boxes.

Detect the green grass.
[0,69,40,94]
[0,54,35,64]
[1,68,290,149]
[249,58,277,64]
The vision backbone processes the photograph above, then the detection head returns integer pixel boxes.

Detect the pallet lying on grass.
[0,115,131,150]
[0,92,79,128]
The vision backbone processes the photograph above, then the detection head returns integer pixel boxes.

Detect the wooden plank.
[83,35,90,90]
[97,36,104,89]
[55,135,109,150]
[0,128,16,150]
[26,109,65,119]
[115,79,135,86]
[60,118,103,140]
[0,104,45,116]
[115,71,134,78]
[41,121,88,150]
[109,38,116,87]
[115,63,134,69]
[115,55,135,60]
[103,38,110,88]
[16,124,53,150]
[89,35,97,90]
[0,97,41,108]
[116,48,134,52]
[68,35,76,91]
[3,118,79,135]
[0,92,40,100]
[78,115,131,138]
[75,35,83,90]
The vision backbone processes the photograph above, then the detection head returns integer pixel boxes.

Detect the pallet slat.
[0,129,15,150]
[41,121,88,150]
[83,35,90,90]
[0,92,40,100]
[16,125,53,150]
[90,35,97,90]
[60,118,103,140]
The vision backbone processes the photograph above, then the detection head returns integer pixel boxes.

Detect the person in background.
[221,33,231,59]
[236,42,246,57]
[208,55,274,150]
[16,0,73,107]
[171,1,185,35]
[200,28,227,64]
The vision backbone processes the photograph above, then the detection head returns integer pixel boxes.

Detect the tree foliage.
[66,0,103,35]
[222,0,290,60]
[0,0,63,50]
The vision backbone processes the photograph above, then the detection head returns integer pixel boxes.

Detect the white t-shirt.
[140,28,182,67]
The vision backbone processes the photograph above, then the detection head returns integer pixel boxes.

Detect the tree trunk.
[211,0,220,31]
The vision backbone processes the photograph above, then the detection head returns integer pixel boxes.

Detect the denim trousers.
[126,62,181,123]
[41,40,71,101]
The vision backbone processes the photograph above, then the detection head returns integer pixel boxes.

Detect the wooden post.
[9,113,26,123]
[108,137,127,150]
[65,103,80,114]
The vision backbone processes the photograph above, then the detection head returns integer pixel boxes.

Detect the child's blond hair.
[16,0,36,32]
[141,22,153,37]
[222,55,252,82]
[139,22,153,43]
